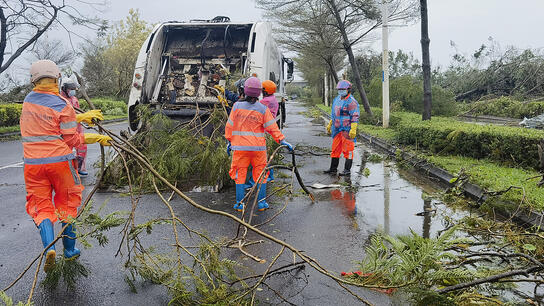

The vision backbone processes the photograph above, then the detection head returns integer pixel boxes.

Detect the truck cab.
[128,16,293,131]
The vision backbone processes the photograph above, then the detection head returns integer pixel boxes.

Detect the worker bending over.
[214,78,245,105]
[324,80,360,176]
[225,77,293,211]
[21,60,112,272]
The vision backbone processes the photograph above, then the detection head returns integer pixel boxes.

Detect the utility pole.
[382,0,390,128]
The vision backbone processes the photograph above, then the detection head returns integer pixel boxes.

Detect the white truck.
[127,16,294,131]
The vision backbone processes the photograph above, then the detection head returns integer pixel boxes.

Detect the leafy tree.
[347,50,421,86]
[82,9,151,99]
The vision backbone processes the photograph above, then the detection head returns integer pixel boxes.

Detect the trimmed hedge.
[467,96,544,119]
[0,98,126,129]
[394,113,544,169]
[79,97,127,116]
[0,103,22,127]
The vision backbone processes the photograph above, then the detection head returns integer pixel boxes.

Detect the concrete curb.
[317,106,544,228]
[0,118,127,138]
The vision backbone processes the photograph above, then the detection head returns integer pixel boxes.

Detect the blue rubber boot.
[257,183,269,211]
[267,169,274,183]
[233,184,246,211]
[244,172,255,190]
[62,222,81,259]
[38,219,56,272]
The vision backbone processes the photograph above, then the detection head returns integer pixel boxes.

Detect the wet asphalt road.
[0,101,461,305]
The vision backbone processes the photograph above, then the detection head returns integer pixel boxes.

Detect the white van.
[128,16,293,131]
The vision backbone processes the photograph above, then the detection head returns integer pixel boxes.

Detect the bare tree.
[258,0,344,83]
[420,0,432,120]
[0,0,106,75]
[258,0,418,116]
[28,37,75,68]
[325,0,418,116]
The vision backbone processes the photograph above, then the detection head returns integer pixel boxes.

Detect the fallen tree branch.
[437,265,544,293]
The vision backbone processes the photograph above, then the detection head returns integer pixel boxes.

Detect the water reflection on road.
[312,142,463,241]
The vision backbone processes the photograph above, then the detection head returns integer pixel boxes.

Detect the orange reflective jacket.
[225,100,284,151]
[20,90,84,165]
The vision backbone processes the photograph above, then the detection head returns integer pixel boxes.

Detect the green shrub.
[467,96,544,119]
[80,97,127,116]
[0,103,22,127]
[395,114,544,169]
[365,75,458,116]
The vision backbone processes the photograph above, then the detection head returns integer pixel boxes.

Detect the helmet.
[61,78,79,91]
[30,60,61,83]
[262,80,277,95]
[234,78,246,91]
[244,77,262,98]
[336,80,352,90]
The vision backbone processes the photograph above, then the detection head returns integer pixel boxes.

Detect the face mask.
[68,90,76,97]
[338,89,348,97]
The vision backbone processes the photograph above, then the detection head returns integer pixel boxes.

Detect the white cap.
[30,59,61,83]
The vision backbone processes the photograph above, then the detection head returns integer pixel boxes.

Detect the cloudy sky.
[101,0,544,67]
[7,0,544,78]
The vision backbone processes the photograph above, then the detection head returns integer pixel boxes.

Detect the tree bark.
[325,57,339,84]
[420,0,432,120]
[0,8,7,70]
[0,7,59,74]
[327,0,373,116]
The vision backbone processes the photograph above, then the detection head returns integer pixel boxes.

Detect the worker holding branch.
[21,60,112,272]
[225,77,293,212]
[324,80,360,176]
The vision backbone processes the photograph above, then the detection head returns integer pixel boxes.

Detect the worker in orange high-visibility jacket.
[21,59,113,273]
[225,77,294,212]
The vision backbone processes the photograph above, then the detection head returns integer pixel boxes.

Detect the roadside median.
[0,117,128,139]
[315,104,544,228]
[0,98,128,139]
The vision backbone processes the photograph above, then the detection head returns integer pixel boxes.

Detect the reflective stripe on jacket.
[331,94,360,139]
[225,100,285,151]
[20,90,84,164]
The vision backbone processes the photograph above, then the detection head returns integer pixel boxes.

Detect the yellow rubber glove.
[84,133,112,146]
[349,122,358,139]
[216,95,229,106]
[213,85,225,95]
[76,110,104,126]
[326,120,332,135]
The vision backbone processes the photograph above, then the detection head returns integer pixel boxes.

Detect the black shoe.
[338,159,353,176]
[323,158,339,174]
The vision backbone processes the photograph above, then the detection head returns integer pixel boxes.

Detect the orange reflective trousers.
[331,132,354,159]
[229,151,268,184]
[24,159,84,225]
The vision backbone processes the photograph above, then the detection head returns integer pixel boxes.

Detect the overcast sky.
[101,0,544,67]
[7,0,544,79]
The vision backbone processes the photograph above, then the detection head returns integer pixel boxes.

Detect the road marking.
[0,161,23,170]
